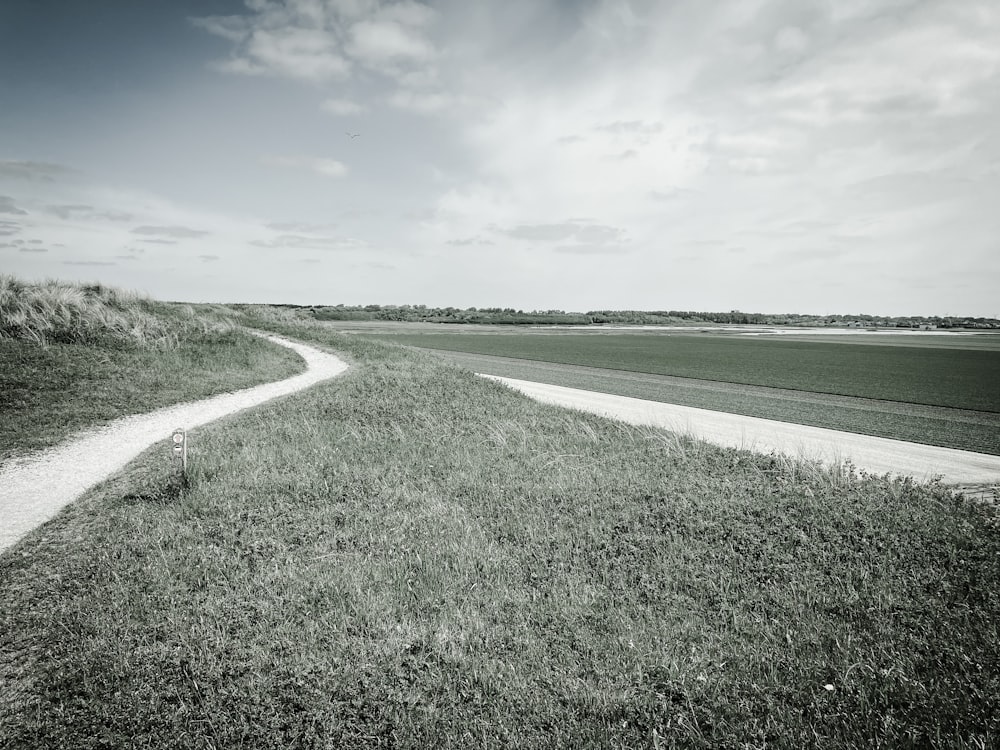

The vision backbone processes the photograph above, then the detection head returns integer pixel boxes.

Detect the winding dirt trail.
[0,334,348,554]
[480,375,1000,487]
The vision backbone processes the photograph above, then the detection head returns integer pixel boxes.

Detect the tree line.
[275,304,999,329]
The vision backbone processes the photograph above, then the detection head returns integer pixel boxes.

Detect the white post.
[171,428,187,476]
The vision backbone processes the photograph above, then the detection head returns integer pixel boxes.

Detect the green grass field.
[422,350,1000,456]
[375,332,1000,413]
[2,301,999,748]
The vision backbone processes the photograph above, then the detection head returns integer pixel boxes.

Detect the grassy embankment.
[378,331,1000,456]
[0,276,305,459]
[2,310,998,748]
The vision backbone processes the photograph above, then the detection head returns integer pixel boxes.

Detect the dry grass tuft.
[0,275,233,349]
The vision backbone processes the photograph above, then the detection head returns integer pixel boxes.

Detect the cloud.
[250,233,364,250]
[266,220,339,232]
[192,0,437,83]
[496,222,627,246]
[497,223,579,242]
[774,26,809,55]
[18,246,49,253]
[199,254,221,262]
[131,225,210,238]
[386,88,453,113]
[553,244,631,255]
[321,97,367,115]
[45,204,93,220]
[46,204,133,222]
[649,187,694,201]
[138,238,178,245]
[0,196,28,215]
[62,261,117,267]
[0,220,21,236]
[595,120,664,135]
[347,17,435,68]
[0,160,77,182]
[446,236,494,246]
[239,27,350,80]
[262,155,349,178]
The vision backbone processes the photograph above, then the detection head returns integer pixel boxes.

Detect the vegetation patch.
[427,350,1000,456]
[2,321,996,748]
[0,277,305,458]
[379,331,1000,413]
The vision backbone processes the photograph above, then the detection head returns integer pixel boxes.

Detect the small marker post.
[171,428,187,478]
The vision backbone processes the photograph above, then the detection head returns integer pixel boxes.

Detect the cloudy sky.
[2,0,998,316]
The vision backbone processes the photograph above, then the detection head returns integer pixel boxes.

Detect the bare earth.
[0,335,348,554]
[480,375,1000,487]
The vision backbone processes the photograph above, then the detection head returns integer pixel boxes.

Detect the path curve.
[480,375,1000,486]
[0,334,348,554]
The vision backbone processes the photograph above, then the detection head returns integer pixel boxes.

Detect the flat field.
[366,327,1000,456]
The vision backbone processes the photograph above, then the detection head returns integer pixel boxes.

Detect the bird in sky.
[346,132,361,139]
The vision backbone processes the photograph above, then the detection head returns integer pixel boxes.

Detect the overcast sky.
[2,0,998,316]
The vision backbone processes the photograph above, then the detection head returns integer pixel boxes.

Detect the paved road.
[480,375,1000,486]
[0,335,348,554]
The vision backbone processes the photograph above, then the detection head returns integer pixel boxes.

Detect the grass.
[0,278,306,459]
[425,350,1000,456]
[376,331,1000,413]
[2,274,196,349]
[1,318,997,748]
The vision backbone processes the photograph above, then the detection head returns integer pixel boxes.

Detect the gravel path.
[480,375,1000,486]
[0,334,348,554]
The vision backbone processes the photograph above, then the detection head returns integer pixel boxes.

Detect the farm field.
[422,350,1000,457]
[373,331,1000,413]
[367,329,1000,456]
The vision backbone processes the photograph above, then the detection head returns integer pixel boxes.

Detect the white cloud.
[262,155,349,178]
[193,0,438,84]
[386,88,452,113]
[321,97,366,115]
[131,225,210,239]
[250,233,365,250]
[242,27,351,80]
[347,19,435,66]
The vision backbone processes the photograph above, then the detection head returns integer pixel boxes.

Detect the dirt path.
[0,334,348,554]
[481,375,1000,487]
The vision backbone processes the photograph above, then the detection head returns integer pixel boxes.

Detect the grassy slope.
[378,332,1000,413]
[1,320,997,749]
[424,350,1000,456]
[0,318,305,460]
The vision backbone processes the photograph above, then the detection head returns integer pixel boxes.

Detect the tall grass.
[0,275,232,349]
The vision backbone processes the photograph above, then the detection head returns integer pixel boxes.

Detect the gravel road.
[0,334,348,554]
[480,375,1000,487]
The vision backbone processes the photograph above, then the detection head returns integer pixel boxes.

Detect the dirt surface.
[0,334,348,554]
[481,375,1000,487]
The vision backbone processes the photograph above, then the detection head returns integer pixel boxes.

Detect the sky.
[1,0,998,316]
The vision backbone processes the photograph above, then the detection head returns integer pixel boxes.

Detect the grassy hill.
[0,276,305,459]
